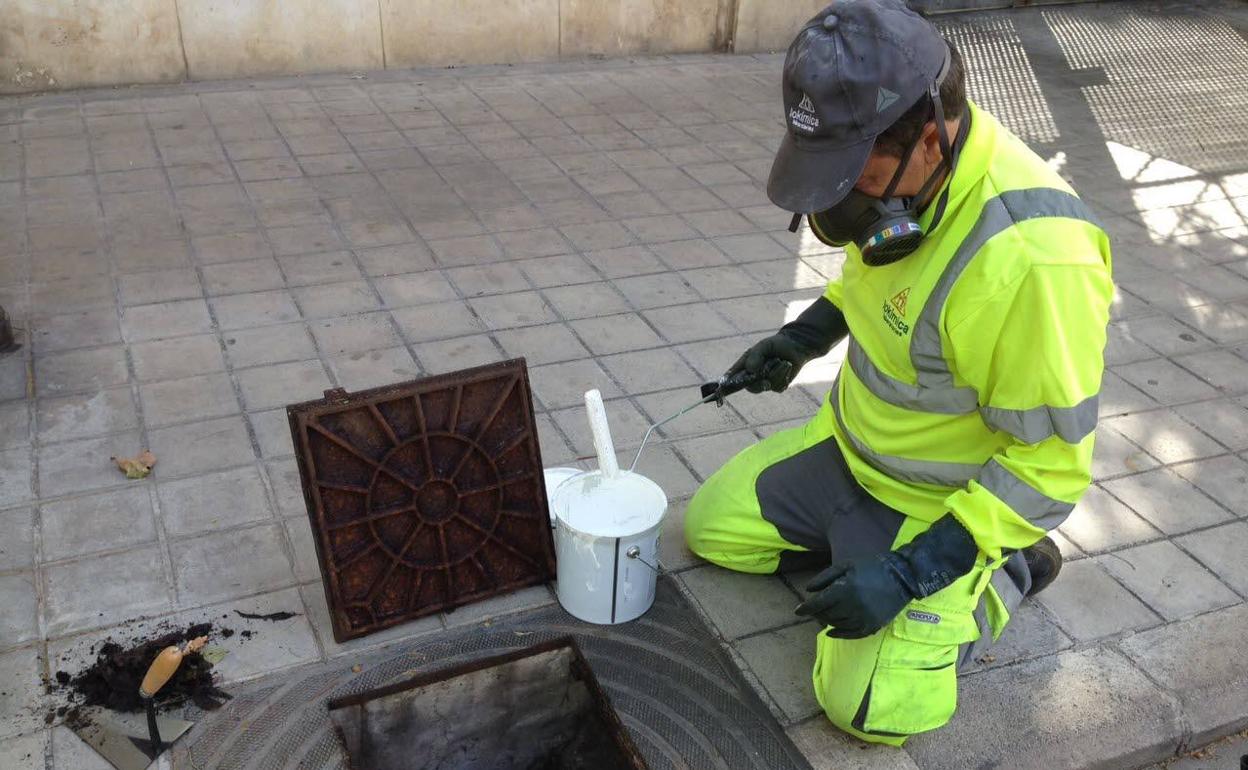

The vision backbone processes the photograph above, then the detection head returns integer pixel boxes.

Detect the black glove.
[794,515,979,639]
[726,296,848,393]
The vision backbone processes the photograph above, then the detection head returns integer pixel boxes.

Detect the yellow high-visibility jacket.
[817,101,1113,561]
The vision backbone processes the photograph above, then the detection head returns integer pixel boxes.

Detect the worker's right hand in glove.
[724,296,849,393]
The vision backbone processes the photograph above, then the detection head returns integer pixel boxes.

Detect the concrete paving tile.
[158,466,273,537]
[680,565,799,639]
[1091,425,1161,480]
[1176,521,1248,597]
[734,621,821,723]
[1171,455,1248,516]
[191,230,274,264]
[1102,467,1234,534]
[445,263,531,297]
[277,250,361,286]
[117,267,201,306]
[656,498,705,571]
[211,289,302,329]
[582,245,668,278]
[601,348,700,394]
[442,584,553,628]
[236,360,332,410]
[304,310,396,356]
[36,431,141,497]
[201,257,285,295]
[36,388,138,444]
[42,544,172,637]
[1113,358,1219,405]
[642,303,732,344]
[222,322,316,368]
[148,416,254,478]
[0,646,48,739]
[374,270,458,308]
[171,523,294,608]
[648,238,732,270]
[328,346,421,392]
[1059,485,1162,553]
[120,298,214,343]
[616,441,701,500]
[1119,603,1248,745]
[1175,399,1248,450]
[427,234,502,267]
[963,601,1072,673]
[569,313,664,355]
[1170,304,1248,346]
[1098,540,1237,621]
[266,223,345,258]
[494,324,589,366]
[412,334,504,375]
[284,515,320,583]
[621,214,700,243]
[33,346,129,397]
[541,282,631,320]
[130,334,226,383]
[788,719,918,770]
[247,408,296,458]
[468,291,558,329]
[905,647,1182,770]
[177,587,319,685]
[534,413,575,466]
[0,402,30,450]
[613,272,703,310]
[1035,559,1160,641]
[0,731,48,770]
[1099,369,1159,417]
[1174,348,1248,394]
[713,232,793,264]
[32,308,122,353]
[139,372,240,427]
[0,507,34,571]
[292,280,380,319]
[300,581,444,658]
[515,253,597,288]
[355,242,435,276]
[39,487,155,562]
[266,458,306,519]
[674,429,759,483]
[0,572,38,647]
[1104,409,1226,464]
[729,387,820,427]
[391,301,484,343]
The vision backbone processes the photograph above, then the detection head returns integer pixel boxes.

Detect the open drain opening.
[327,638,646,770]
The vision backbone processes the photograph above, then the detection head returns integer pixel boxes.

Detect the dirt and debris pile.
[58,623,232,713]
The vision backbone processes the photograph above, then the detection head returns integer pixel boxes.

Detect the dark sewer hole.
[327,637,646,770]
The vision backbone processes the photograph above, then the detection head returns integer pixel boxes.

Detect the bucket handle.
[625,546,661,574]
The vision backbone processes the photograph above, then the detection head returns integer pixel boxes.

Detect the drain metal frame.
[288,359,556,642]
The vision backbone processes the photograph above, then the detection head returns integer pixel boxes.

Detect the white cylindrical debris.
[583,389,619,479]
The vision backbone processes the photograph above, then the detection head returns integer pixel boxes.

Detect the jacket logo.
[889,287,910,316]
[906,609,941,625]
[883,288,911,337]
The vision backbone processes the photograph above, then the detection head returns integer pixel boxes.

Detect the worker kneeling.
[685,0,1112,746]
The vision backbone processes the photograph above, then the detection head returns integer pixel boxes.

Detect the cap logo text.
[876,87,900,113]
[789,92,820,133]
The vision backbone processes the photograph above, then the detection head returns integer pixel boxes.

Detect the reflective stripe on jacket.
[822,101,1114,561]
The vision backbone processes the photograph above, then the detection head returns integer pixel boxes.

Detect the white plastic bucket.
[551,469,667,625]
[542,467,581,527]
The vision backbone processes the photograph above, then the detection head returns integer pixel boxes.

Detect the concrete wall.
[0,0,823,94]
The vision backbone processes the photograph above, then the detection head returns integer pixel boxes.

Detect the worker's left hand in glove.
[795,515,979,639]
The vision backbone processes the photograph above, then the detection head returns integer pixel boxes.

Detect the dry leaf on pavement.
[111,450,157,479]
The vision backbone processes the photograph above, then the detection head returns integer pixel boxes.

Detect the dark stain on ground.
[234,609,300,621]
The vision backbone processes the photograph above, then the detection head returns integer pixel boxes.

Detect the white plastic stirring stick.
[584,389,619,479]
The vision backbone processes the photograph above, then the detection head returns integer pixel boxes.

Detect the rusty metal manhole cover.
[287,359,556,642]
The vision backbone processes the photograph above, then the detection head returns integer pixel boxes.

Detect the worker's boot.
[1022,536,1062,597]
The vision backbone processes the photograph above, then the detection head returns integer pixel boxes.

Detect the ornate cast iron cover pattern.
[287,359,556,642]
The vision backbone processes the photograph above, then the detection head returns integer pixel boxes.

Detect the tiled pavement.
[3,2,1248,768]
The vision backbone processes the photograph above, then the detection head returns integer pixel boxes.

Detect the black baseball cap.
[767,0,951,213]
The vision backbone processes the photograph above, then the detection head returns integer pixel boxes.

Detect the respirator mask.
[793,63,967,267]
